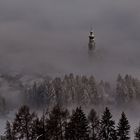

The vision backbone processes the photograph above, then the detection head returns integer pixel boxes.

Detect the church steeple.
[88,28,95,51]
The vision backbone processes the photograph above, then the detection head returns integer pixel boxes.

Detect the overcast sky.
[0,0,140,80]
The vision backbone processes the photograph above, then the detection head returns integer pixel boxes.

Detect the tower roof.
[89,30,95,37]
[89,26,95,37]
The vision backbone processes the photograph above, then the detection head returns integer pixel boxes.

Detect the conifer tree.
[116,74,125,104]
[13,105,36,140]
[88,76,98,104]
[46,105,69,140]
[135,124,140,140]
[5,121,13,140]
[32,116,47,140]
[117,112,130,140]
[99,107,117,140]
[53,77,63,105]
[65,107,89,140]
[88,108,100,140]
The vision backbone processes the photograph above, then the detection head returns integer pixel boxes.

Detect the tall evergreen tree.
[46,105,69,140]
[135,123,140,140]
[88,76,98,105]
[88,109,100,140]
[53,78,63,106]
[31,116,47,140]
[99,107,117,140]
[65,107,89,140]
[5,121,13,140]
[27,82,48,108]
[117,112,130,140]
[13,105,36,140]
[116,74,126,104]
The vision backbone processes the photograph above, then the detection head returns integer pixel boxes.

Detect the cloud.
[0,0,140,80]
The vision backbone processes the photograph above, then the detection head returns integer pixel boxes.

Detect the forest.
[4,104,140,140]
[0,73,140,112]
[0,73,139,140]
[26,73,140,108]
[0,0,140,139]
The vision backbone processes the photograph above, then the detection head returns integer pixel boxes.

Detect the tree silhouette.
[88,108,100,140]
[5,121,13,140]
[135,123,140,140]
[117,112,130,140]
[46,105,69,140]
[13,105,36,140]
[65,107,89,140]
[99,107,117,140]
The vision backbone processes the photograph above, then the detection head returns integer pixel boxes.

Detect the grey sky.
[0,0,140,80]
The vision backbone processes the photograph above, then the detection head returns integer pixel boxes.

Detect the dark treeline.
[4,105,140,140]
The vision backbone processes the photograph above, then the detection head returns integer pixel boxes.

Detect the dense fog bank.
[0,0,140,80]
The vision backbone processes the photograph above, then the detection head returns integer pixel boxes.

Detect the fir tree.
[13,105,36,140]
[46,105,68,140]
[88,76,98,105]
[53,77,63,106]
[5,121,13,140]
[65,107,89,140]
[116,74,126,104]
[27,82,48,108]
[88,109,100,140]
[99,107,117,140]
[32,116,46,140]
[117,112,130,140]
[135,123,140,140]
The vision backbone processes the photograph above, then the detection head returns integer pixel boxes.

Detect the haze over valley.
[0,0,140,139]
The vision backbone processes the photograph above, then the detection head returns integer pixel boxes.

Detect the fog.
[0,0,140,138]
[0,0,140,81]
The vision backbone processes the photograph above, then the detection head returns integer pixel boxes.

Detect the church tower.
[88,29,95,52]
